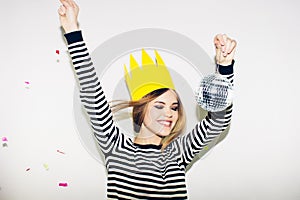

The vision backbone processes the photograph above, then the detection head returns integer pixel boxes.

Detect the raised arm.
[58,0,122,157]
[178,34,236,167]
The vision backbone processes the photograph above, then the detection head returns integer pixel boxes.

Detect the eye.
[154,105,164,110]
[171,106,178,111]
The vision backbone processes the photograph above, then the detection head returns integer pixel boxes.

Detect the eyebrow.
[154,101,179,105]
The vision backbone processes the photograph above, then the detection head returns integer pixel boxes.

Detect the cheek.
[173,113,179,126]
[175,114,179,122]
[144,107,161,124]
[148,107,161,120]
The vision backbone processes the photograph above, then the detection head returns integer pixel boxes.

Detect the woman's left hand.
[58,0,80,33]
[214,34,237,66]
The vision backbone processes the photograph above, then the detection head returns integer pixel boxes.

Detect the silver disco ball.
[195,74,233,112]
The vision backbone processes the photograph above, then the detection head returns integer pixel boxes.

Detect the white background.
[0,0,300,199]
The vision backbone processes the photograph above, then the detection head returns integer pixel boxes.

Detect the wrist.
[64,27,79,34]
[63,22,79,34]
[217,60,233,66]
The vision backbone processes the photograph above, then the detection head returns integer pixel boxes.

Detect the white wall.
[0,0,299,199]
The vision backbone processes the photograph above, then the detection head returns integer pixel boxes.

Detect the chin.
[157,129,172,137]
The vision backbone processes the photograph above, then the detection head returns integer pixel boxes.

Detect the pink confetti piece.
[58,183,68,187]
[57,149,65,154]
[25,81,30,85]
[2,137,8,142]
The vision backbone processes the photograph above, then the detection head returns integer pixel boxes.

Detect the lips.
[157,120,172,127]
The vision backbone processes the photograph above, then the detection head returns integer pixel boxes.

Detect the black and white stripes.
[65,30,233,200]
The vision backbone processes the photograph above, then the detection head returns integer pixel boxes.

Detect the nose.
[164,108,173,118]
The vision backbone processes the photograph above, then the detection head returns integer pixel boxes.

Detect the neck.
[134,124,163,145]
[134,136,162,145]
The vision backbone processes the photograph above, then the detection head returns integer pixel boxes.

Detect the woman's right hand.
[58,0,79,33]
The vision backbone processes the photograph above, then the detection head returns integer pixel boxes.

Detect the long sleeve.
[65,30,121,157]
[177,61,234,168]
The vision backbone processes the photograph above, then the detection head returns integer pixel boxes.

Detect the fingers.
[214,34,237,57]
[65,0,78,9]
[226,39,237,55]
[59,0,71,8]
[58,5,66,15]
[59,0,79,15]
[214,34,224,48]
[59,0,78,10]
[69,0,79,9]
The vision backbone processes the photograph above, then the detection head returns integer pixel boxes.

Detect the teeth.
[159,121,171,126]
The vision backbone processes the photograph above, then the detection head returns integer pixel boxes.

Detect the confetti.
[24,81,30,89]
[26,168,31,171]
[57,149,65,154]
[58,183,68,187]
[43,163,49,170]
[56,50,60,63]
[2,137,8,142]
[2,143,8,148]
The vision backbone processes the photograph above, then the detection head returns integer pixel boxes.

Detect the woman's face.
[142,90,179,137]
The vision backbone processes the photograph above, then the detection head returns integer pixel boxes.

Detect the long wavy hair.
[110,88,186,150]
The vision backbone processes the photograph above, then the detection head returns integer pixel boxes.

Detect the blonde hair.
[111,88,186,150]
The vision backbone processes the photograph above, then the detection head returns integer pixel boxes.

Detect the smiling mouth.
[157,120,172,127]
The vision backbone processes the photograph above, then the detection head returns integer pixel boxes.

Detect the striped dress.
[65,30,233,199]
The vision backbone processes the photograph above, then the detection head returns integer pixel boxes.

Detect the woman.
[58,0,236,199]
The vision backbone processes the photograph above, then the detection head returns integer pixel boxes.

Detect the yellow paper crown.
[124,49,175,101]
